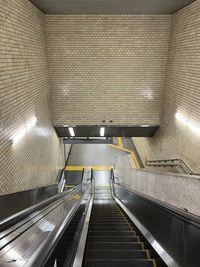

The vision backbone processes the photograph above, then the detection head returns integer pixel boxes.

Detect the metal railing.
[145,158,200,176]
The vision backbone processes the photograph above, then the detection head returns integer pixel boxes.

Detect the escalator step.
[88,231,135,236]
[91,215,123,218]
[91,219,126,222]
[88,236,139,242]
[86,250,148,259]
[88,242,142,250]
[90,226,131,231]
[84,259,155,267]
[91,222,128,226]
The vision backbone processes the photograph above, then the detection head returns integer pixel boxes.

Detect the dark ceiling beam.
[55,125,159,138]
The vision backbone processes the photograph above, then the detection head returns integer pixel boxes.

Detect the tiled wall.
[133,0,200,173]
[46,15,171,126]
[0,0,65,195]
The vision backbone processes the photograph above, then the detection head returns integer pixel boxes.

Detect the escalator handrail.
[113,182,200,228]
[27,184,92,267]
[0,184,81,232]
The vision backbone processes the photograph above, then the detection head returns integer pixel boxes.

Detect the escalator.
[40,173,168,267]
[83,186,157,267]
[1,170,199,267]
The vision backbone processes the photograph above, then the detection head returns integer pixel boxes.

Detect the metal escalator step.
[91,216,124,218]
[84,259,155,267]
[92,208,117,210]
[88,236,139,242]
[88,242,142,250]
[90,225,132,231]
[91,222,128,226]
[88,231,135,236]
[92,214,122,216]
[91,218,126,222]
[86,250,148,260]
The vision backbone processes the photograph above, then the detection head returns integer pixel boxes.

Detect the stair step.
[88,236,140,242]
[92,215,121,217]
[85,259,155,267]
[86,250,148,260]
[90,226,131,231]
[92,215,121,218]
[91,218,126,222]
[88,242,142,250]
[88,231,135,237]
[91,222,128,226]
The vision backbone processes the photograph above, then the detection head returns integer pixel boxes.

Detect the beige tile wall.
[46,15,171,126]
[133,0,200,173]
[0,0,65,195]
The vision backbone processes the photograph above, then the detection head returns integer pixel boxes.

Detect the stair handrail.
[145,158,200,175]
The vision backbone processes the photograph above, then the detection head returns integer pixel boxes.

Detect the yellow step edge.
[64,165,113,171]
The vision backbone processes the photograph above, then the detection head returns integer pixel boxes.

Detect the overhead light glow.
[69,127,75,137]
[175,112,200,134]
[26,116,37,130]
[11,116,37,145]
[175,112,187,125]
[12,127,27,145]
[100,127,105,137]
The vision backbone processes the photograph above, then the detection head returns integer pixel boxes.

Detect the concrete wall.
[0,0,65,195]
[133,0,200,173]
[46,15,171,126]
[116,155,200,216]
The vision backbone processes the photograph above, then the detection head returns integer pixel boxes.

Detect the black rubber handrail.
[0,185,81,232]
[113,182,200,229]
[27,185,92,267]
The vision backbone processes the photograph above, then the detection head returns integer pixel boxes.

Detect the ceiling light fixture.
[69,127,75,137]
[100,127,105,137]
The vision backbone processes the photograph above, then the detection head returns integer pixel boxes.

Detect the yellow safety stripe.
[109,137,140,169]
[64,165,113,171]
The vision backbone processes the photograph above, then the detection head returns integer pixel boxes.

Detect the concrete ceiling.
[30,0,195,14]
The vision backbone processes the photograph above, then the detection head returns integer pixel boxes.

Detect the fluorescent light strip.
[69,127,75,137]
[12,127,27,145]
[175,112,200,134]
[11,116,37,145]
[26,116,37,130]
[175,112,187,124]
[100,127,105,137]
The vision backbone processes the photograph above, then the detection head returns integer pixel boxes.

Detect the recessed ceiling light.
[69,127,75,137]
[100,127,105,137]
